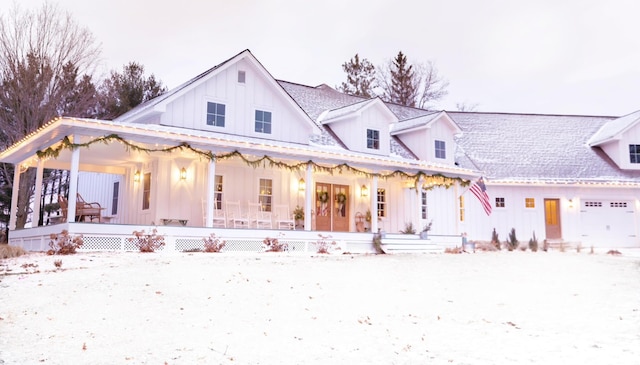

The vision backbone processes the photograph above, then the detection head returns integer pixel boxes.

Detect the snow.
[1,250,639,364]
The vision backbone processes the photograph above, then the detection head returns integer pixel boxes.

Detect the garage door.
[580,200,637,247]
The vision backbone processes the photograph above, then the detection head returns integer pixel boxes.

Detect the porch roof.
[0,117,478,179]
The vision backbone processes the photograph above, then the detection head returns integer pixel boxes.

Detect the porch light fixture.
[361,184,369,197]
[133,170,141,183]
[568,199,573,209]
[298,178,305,191]
[180,167,187,180]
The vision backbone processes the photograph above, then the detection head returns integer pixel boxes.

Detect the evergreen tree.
[388,51,418,107]
[377,51,449,109]
[97,62,166,119]
[338,54,376,98]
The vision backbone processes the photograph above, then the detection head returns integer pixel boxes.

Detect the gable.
[588,110,640,170]
[317,98,398,156]
[391,111,461,165]
[116,50,320,145]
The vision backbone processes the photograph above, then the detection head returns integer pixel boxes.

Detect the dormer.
[317,98,398,156]
[587,110,640,170]
[115,50,321,145]
[390,111,462,165]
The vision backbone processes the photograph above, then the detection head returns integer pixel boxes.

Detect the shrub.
[542,239,549,252]
[506,228,519,251]
[47,230,83,255]
[129,229,165,252]
[491,228,500,250]
[203,233,226,253]
[528,231,538,252]
[0,244,26,259]
[263,235,288,252]
[53,259,63,269]
[400,222,416,234]
[316,234,338,254]
[372,232,384,254]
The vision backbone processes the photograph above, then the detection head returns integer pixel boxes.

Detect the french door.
[315,183,349,232]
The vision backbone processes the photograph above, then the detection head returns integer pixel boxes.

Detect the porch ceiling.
[2,117,479,179]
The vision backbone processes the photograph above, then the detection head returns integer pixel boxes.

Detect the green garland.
[36,134,470,188]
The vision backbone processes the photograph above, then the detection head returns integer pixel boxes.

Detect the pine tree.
[389,51,418,107]
[338,54,376,98]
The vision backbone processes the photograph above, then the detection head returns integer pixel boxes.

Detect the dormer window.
[206,102,225,127]
[255,110,272,134]
[435,140,446,159]
[367,129,380,150]
[630,144,640,163]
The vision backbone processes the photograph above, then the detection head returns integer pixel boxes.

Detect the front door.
[544,199,562,239]
[315,183,350,232]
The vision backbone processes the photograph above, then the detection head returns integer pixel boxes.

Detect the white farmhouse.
[1,49,638,251]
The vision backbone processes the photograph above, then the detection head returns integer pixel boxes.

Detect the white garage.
[579,199,637,248]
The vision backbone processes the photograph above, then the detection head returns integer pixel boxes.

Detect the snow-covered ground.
[1,250,639,364]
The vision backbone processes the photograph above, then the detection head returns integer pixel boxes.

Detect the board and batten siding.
[459,184,640,248]
[77,172,123,222]
[328,105,392,156]
[394,119,457,166]
[160,58,312,145]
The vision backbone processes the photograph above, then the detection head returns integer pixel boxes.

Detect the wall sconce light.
[568,199,573,209]
[180,167,187,180]
[133,170,140,183]
[298,178,305,192]
[361,184,369,197]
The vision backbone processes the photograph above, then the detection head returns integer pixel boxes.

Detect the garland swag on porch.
[36,134,470,189]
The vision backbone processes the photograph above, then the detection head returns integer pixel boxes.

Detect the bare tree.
[455,101,480,112]
[0,2,101,229]
[416,61,449,109]
[377,51,449,109]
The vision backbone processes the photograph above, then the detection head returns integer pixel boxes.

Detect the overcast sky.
[2,0,640,116]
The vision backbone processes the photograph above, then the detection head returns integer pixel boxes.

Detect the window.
[630,144,640,163]
[377,188,386,217]
[142,172,151,210]
[435,140,446,159]
[111,182,119,215]
[495,197,505,208]
[525,198,535,208]
[421,191,428,219]
[459,195,465,221]
[238,70,246,83]
[611,202,627,208]
[206,102,226,127]
[214,175,223,210]
[367,129,380,150]
[258,178,272,212]
[255,110,272,134]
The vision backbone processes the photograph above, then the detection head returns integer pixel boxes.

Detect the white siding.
[160,58,312,145]
[394,117,457,165]
[329,104,392,156]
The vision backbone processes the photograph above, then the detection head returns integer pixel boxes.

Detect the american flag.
[470,177,492,216]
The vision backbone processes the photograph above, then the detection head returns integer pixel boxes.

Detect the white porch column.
[8,163,21,230]
[370,175,379,233]
[67,141,80,223]
[32,159,45,227]
[303,163,313,231]
[205,157,216,228]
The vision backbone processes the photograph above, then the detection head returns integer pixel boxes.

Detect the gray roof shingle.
[449,112,640,182]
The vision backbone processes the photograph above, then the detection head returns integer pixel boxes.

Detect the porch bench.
[161,218,188,226]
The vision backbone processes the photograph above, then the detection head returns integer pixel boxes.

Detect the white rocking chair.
[274,204,294,230]
[226,201,250,228]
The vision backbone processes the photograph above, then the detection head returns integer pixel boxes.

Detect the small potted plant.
[420,220,432,239]
[293,205,304,230]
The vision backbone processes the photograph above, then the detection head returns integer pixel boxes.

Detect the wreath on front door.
[318,191,329,204]
[336,192,347,204]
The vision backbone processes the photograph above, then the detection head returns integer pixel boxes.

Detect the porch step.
[544,239,581,251]
[380,233,440,253]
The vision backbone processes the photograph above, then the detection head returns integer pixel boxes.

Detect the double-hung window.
[255,110,272,134]
[377,188,386,217]
[435,140,446,159]
[630,144,640,163]
[206,102,225,127]
[367,129,380,150]
[258,178,272,212]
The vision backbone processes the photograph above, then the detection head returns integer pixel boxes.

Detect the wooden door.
[332,185,349,232]
[315,183,331,231]
[544,199,562,239]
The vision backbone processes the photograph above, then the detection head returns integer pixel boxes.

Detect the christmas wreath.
[318,191,329,203]
[336,192,347,204]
